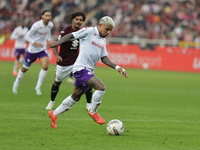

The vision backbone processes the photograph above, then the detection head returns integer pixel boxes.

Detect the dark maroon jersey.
[57,25,79,66]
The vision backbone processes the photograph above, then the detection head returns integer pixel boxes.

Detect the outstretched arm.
[46,33,74,48]
[101,56,128,78]
[101,56,116,69]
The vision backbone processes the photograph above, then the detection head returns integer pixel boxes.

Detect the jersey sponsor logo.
[91,41,103,49]
[71,40,79,49]
[39,32,49,35]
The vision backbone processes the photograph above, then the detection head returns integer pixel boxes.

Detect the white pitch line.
[1,116,200,123]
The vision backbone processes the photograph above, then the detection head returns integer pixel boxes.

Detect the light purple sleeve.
[101,40,108,57]
[25,24,37,44]
[47,22,54,41]
[71,27,90,39]
[47,30,51,42]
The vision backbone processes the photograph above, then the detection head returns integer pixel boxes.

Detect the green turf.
[0,61,200,150]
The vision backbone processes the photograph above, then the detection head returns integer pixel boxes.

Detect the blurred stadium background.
[0,0,200,72]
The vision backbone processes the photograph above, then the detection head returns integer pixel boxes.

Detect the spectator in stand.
[1,0,200,42]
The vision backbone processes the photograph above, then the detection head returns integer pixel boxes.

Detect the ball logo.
[107,119,124,135]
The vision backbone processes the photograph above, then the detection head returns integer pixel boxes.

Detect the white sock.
[90,90,105,114]
[36,69,47,89]
[53,95,77,116]
[13,60,19,72]
[15,69,24,85]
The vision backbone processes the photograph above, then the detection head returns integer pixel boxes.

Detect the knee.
[98,83,106,91]
[21,67,28,73]
[42,66,48,71]
[41,62,49,71]
[71,94,81,101]
[54,82,61,87]
[100,86,106,91]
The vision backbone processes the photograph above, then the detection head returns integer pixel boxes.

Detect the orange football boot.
[48,110,57,129]
[12,71,18,76]
[88,110,105,124]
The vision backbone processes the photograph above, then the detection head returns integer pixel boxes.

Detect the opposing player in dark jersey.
[46,10,92,110]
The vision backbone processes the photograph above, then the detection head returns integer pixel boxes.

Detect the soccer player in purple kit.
[45,10,92,110]
[47,16,128,129]
[12,9,54,96]
[10,20,28,76]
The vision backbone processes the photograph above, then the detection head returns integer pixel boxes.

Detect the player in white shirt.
[12,9,54,96]
[10,21,28,76]
[47,16,128,129]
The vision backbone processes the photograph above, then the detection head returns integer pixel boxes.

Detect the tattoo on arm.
[53,47,59,56]
[58,34,74,45]
[101,56,116,69]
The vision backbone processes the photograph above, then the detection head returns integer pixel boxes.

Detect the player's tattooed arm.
[101,56,116,69]
[46,34,74,48]
[101,56,128,78]
[58,33,74,45]
[52,47,59,56]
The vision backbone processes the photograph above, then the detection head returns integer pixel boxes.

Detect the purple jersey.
[57,25,79,66]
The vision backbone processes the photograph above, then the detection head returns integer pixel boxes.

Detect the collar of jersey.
[40,19,49,27]
[94,26,102,39]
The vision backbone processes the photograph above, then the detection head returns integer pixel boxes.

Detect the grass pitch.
[0,61,200,150]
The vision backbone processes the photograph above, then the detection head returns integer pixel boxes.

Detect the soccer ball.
[107,119,124,135]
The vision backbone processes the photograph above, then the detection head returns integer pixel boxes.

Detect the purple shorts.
[24,50,48,67]
[15,48,26,57]
[73,69,94,91]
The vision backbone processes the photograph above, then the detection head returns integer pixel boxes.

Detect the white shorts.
[55,65,73,82]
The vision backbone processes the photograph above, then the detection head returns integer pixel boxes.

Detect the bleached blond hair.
[99,16,115,28]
